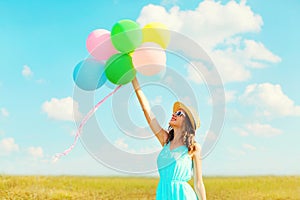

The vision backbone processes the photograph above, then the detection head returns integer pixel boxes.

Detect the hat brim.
[173,101,199,130]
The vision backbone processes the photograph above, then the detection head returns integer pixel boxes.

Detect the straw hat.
[173,101,200,130]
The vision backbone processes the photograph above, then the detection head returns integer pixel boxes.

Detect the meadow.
[0,175,299,200]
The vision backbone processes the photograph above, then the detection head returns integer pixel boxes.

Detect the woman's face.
[169,110,186,128]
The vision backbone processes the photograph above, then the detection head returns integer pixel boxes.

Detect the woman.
[132,78,206,200]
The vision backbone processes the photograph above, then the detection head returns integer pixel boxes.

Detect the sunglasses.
[174,110,186,117]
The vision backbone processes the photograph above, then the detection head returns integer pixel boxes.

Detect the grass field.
[0,175,299,200]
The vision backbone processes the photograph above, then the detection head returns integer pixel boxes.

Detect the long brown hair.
[166,114,196,155]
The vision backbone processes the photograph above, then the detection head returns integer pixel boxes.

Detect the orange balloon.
[132,42,166,76]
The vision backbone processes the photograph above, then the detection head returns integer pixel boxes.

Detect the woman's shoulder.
[192,142,202,159]
[194,142,202,151]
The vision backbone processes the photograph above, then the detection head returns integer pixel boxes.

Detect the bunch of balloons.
[54,20,170,161]
[73,19,170,90]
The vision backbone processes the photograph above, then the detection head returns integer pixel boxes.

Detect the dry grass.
[0,175,299,199]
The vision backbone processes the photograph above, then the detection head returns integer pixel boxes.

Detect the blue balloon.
[73,58,107,91]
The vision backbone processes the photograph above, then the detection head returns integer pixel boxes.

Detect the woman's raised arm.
[131,77,168,146]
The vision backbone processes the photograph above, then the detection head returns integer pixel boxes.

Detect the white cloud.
[211,39,281,82]
[70,130,77,136]
[150,96,163,105]
[246,123,282,137]
[137,1,281,83]
[243,40,281,68]
[233,127,249,136]
[35,79,46,84]
[114,138,129,150]
[22,65,46,83]
[181,96,192,106]
[22,65,33,78]
[211,48,252,83]
[27,146,44,159]
[137,146,161,154]
[242,143,256,151]
[137,4,182,31]
[208,89,236,105]
[241,83,300,117]
[0,130,4,135]
[227,147,246,156]
[0,138,19,156]
[234,122,282,138]
[138,1,263,50]
[185,37,281,83]
[227,144,256,159]
[201,130,218,142]
[186,63,203,84]
[1,108,9,117]
[207,89,236,105]
[225,90,237,103]
[42,97,82,121]
[164,75,174,85]
[114,138,162,154]
[186,61,224,85]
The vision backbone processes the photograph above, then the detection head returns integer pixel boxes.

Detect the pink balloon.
[132,42,166,76]
[86,29,118,61]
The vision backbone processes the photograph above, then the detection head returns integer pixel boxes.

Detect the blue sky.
[0,0,299,176]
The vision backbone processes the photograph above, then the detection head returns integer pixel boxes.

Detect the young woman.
[132,78,206,200]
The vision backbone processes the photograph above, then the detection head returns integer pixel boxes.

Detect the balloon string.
[53,85,122,162]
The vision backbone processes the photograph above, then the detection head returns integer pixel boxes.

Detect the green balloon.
[111,19,142,53]
[105,53,136,85]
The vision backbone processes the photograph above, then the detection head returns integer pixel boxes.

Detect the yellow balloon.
[142,22,170,49]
